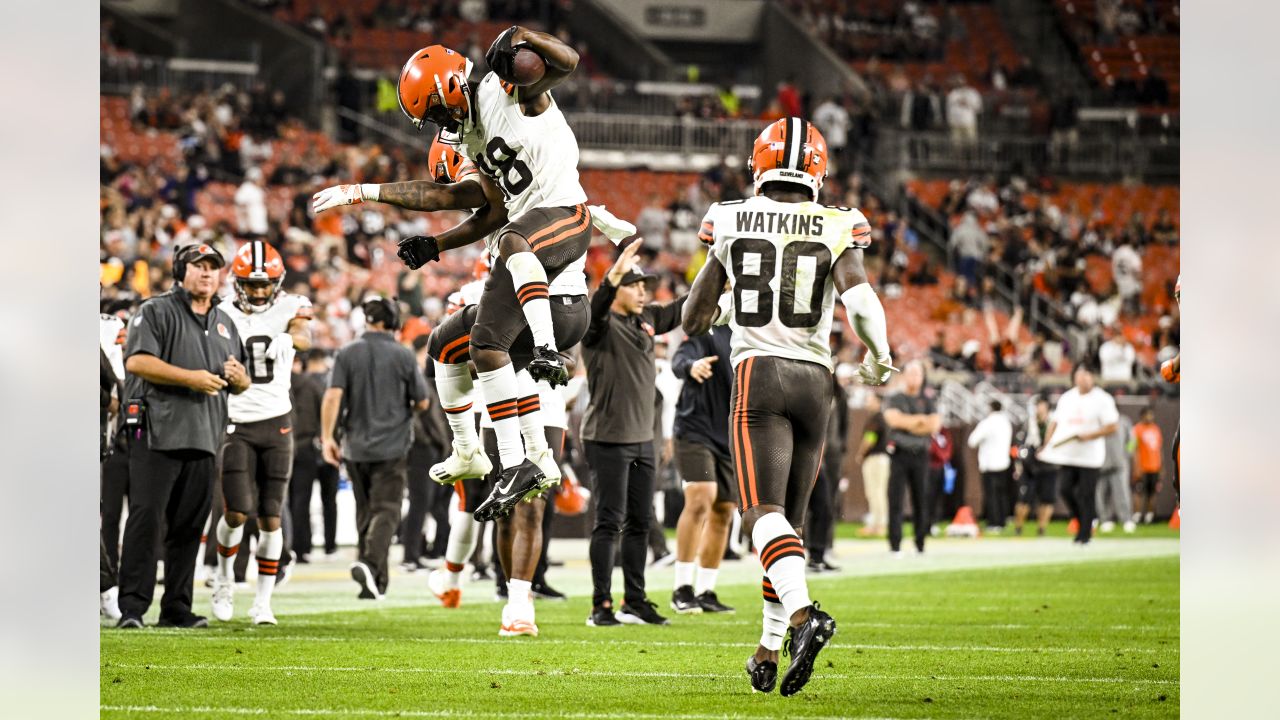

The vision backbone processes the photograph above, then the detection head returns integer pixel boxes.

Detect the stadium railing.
[101,53,263,95]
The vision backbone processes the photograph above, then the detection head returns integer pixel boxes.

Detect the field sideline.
[102,524,1179,719]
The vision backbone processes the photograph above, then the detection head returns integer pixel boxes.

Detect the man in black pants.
[116,244,250,628]
[321,298,429,598]
[1038,362,1119,545]
[582,241,684,627]
[402,335,450,571]
[883,361,941,556]
[287,351,327,563]
[807,375,850,572]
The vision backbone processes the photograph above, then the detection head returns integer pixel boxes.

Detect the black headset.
[171,245,200,283]
[363,296,402,331]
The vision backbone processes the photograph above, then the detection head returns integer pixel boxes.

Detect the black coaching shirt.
[671,324,733,459]
[883,388,938,455]
[580,280,686,444]
[123,286,246,455]
[329,331,428,463]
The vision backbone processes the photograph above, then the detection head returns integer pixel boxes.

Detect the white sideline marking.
[126,631,1175,655]
[100,706,913,720]
[104,662,1178,686]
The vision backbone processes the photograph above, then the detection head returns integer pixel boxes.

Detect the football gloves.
[858,353,898,387]
[266,333,295,364]
[397,235,442,270]
[312,184,367,214]
[486,26,529,81]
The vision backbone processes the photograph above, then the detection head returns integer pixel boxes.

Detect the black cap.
[618,267,658,287]
[183,243,227,269]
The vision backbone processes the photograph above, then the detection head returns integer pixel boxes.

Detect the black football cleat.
[779,603,837,697]
[586,604,621,627]
[526,346,569,387]
[746,655,778,693]
[531,582,567,601]
[473,460,548,522]
[155,611,209,629]
[670,585,702,614]
[696,590,734,614]
[617,599,670,626]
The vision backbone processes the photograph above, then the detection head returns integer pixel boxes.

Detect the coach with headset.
[116,244,251,628]
[321,297,429,599]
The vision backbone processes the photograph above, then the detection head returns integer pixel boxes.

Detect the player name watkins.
[735,211,826,236]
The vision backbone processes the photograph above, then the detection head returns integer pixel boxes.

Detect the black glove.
[397,235,441,270]
[485,26,526,81]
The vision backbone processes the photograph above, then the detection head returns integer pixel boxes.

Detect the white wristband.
[360,183,381,202]
[840,283,890,360]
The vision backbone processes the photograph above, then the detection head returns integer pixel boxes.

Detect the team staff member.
[883,361,941,556]
[1039,362,1119,545]
[116,245,250,628]
[968,400,1013,533]
[322,298,429,599]
[854,394,890,538]
[288,351,327,562]
[1013,396,1057,536]
[582,241,685,627]
[669,322,736,615]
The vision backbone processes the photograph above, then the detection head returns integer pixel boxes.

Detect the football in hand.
[510,48,546,86]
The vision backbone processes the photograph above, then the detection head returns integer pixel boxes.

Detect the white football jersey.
[705,196,872,371]
[460,73,587,222]
[221,292,313,423]
[99,314,126,381]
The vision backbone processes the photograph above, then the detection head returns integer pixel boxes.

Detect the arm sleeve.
[582,279,619,348]
[671,334,707,379]
[645,295,688,336]
[123,302,166,360]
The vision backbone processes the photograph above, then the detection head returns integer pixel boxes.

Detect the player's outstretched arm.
[833,247,895,385]
[682,254,729,336]
[489,26,579,98]
[312,178,487,214]
[436,174,510,252]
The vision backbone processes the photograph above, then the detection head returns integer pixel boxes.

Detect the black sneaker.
[527,346,569,387]
[586,603,621,627]
[670,585,702,614]
[618,599,670,626]
[116,614,144,629]
[806,560,828,574]
[473,460,548,522]
[723,547,742,561]
[156,611,208,629]
[779,603,837,697]
[745,655,778,693]
[696,590,735,614]
[531,582,567,601]
[817,560,840,573]
[350,561,382,600]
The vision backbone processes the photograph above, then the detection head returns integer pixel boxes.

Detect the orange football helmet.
[429,136,478,184]
[748,117,829,199]
[398,46,474,135]
[231,239,285,310]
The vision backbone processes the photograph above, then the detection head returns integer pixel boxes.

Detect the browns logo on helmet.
[748,117,829,200]
[429,137,478,184]
[231,239,285,311]
[397,46,474,136]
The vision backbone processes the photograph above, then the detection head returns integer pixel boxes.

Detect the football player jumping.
[683,118,896,696]
[210,240,312,626]
[312,27,594,520]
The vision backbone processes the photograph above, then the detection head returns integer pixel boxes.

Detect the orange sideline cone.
[946,506,980,537]
[1168,507,1180,530]
[1067,518,1079,535]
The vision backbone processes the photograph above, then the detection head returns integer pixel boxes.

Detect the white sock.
[215,516,244,581]
[444,503,478,589]
[508,578,533,607]
[760,577,788,652]
[254,528,283,605]
[435,361,479,455]
[506,252,555,350]
[516,370,549,455]
[752,512,811,618]
[674,561,695,590]
[478,365,525,469]
[695,566,719,595]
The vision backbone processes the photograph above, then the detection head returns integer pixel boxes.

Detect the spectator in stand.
[883,361,941,556]
[813,95,851,173]
[776,76,803,118]
[1038,362,1119,545]
[945,75,982,150]
[1097,326,1136,383]
[1096,410,1135,533]
[950,212,988,287]
[1112,240,1143,315]
[1112,67,1141,105]
[1151,208,1178,245]
[1132,407,1164,524]
[968,400,1013,533]
[855,393,890,538]
[234,166,269,239]
[908,257,940,286]
[636,195,670,251]
[901,78,939,162]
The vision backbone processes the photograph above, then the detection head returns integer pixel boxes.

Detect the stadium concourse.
[99,0,1179,717]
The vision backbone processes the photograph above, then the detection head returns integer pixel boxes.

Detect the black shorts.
[221,412,293,517]
[471,204,593,353]
[1137,471,1161,496]
[1018,467,1059,507]
[675,439,736,505]
[730,355,833,529]
[428,296,589,371]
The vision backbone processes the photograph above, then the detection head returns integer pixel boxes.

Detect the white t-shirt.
[946,86,983,130]
[1040,387,1120,469]
[234,181,269,235]
[967,412,1012,472]
[1098,339,1136,382]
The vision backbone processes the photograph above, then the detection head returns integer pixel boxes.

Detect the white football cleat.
[528,448,562,487]
[427,569,462,608]
[210,576,234,622]
[429,446,493,485]
[1123,521,1137,533]
[100,587,121,621]
[499,602,539,637]
[249,602,277,626]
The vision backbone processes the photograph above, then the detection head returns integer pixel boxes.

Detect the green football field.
[101,524,1179,719]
